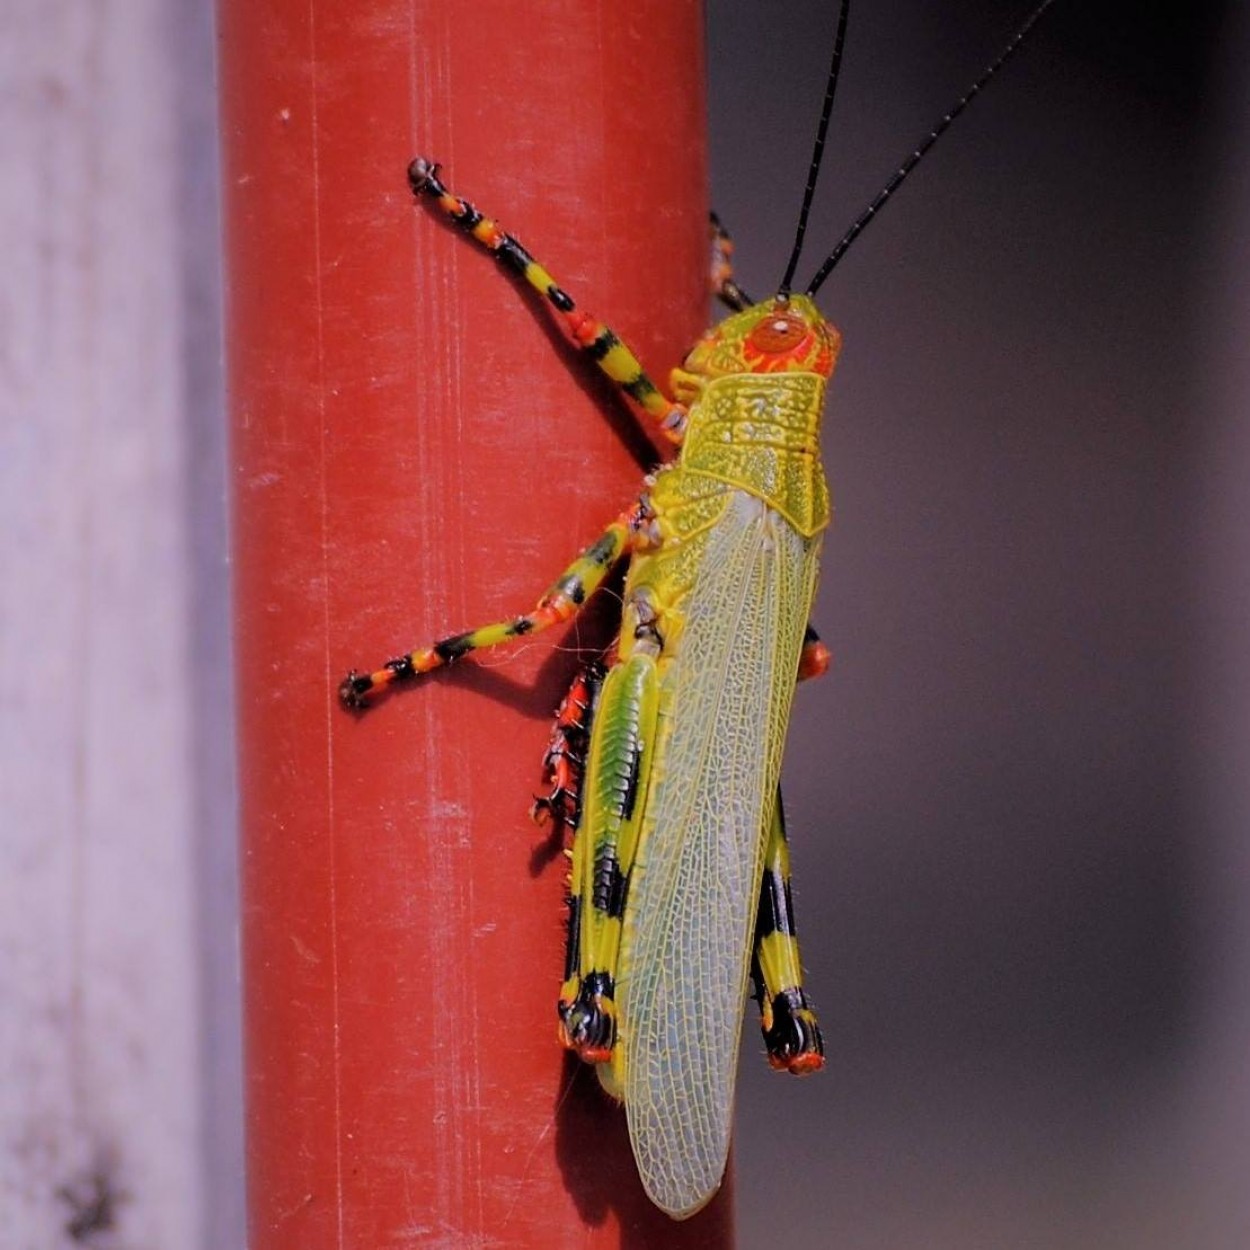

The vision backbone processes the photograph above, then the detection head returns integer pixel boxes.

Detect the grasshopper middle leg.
[339,514,635,709]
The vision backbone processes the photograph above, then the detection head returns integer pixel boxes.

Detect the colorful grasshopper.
[341,0,1056,1220]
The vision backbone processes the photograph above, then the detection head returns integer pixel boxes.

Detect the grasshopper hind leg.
[532,660,606,836]
[751,790,825,1074]
[543,652,660,1086]
[534,660,618,1063]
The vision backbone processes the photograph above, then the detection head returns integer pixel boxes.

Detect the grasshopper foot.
[762,988,825,1075]
[407,156,439,196]
[338,656,418,711]
[559,972,617,1065]
[338,670,375,711]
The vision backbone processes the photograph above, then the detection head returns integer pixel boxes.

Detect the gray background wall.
[1,1,1245,1246]
[719,2,1250,1247]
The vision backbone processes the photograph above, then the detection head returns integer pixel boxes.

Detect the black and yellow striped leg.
[709,211,754,312]
[408,158,689,443]
[751,791,825,1074]
[557,651,660,1092]
[747,628,827,1066]
[339,516,633,709]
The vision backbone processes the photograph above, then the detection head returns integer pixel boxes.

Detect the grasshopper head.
[675,295,841,396]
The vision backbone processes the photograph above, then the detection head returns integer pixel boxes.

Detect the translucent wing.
[620,488,821,1218]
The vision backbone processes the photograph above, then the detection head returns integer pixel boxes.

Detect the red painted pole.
[220,2,727,1244]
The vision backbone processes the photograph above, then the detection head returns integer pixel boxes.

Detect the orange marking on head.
[681,294,841,382]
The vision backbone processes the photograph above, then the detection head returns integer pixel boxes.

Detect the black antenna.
[806,0,1057,297]
[778,0,852,297]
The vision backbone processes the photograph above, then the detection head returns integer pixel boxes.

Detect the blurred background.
[2,0,1244,1245]
[716,2,1249,1247]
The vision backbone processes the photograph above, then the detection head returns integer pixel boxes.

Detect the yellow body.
[592,297,837,1216]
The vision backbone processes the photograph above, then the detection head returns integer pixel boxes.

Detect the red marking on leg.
[563,309,601,346]
[557,1014,611,1063]
[575,1044,612,1064]
[532,662,601,830]
[785,1051,825,1075]
[533,595,577,626]
[558,994,615,1065]
[798,639,831,681]
[768,1047,825,1075]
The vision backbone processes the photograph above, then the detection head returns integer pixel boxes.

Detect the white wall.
[0,2,242,1246]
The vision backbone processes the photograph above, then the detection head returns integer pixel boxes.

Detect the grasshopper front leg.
[408,158,690,444]
[709,211,754,313]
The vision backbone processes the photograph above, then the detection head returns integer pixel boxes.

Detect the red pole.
[220,2,726,1244]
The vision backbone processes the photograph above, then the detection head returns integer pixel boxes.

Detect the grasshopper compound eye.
[747,310,812,356]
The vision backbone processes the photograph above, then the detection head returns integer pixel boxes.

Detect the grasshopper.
[341,0,1057,1219]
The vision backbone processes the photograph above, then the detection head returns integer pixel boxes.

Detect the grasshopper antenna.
[777,0,852,298]
[806,0,1057,297]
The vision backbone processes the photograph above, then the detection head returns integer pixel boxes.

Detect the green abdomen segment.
[558,653,660,1066]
